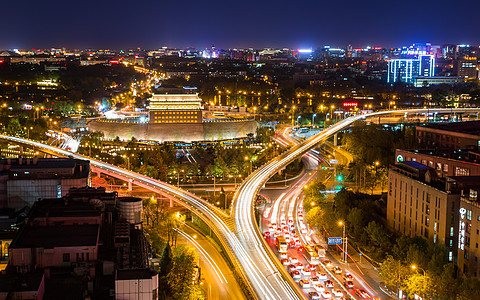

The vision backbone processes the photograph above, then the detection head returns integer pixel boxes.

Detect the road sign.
[328,237,342,245]
[329,159,338,164]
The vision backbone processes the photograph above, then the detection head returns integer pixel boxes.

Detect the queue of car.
[264,206,372,299]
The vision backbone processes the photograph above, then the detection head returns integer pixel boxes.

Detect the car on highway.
[281,259,289,266]
[280,252,288,260]
[264,231,271,238]
[321,291,332,299]
[294,238,302,246]
[301,227,308,234]
[309,276,320,285]
[287,264,297,272]
[313,283,325,293]
[316,272,328,280]
[274,228,282,237]
[288,218,294,225]
[290,270,301,279]
[299,279,310,288]
[323,260,334,268]
[308,291,320,300]
[333,289,344,297]
[289,257,299,264]
[324,280,334,288]
[333,266,342,274]
[289,241,296,248]
[355,289,371,299]
[301,268,312,276]
[271,223,277,229]
[295,262,304,270]
[343,273,354,281]
[344,281,355,289]
[306,264,317,272]
[297,246,305,252]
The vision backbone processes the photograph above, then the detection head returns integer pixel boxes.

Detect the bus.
[276,236,288,253]
[303,245,320,265]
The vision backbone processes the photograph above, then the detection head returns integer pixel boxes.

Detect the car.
[282,225,289,231]
[299,279,310,288]
[313,283,325,293]
[288,218,294,225]
[323,260,333,268]
[289,257,299,264]
[306,264,317,272]
[316,272,328,280]
[290,270,301,279]
[308,291,321,300]
[301,228,308,234]
[271,223,277,229]
[298,215,304,221]
[285,236,291,243]
[355,289,371,299]
[280,252,288,260]
[289,241,296,248]
[294,239,302,246]
[290,224,296,231]
[274,228,282,237]
[333,266,342,274]
[324,280,334,288]
[295,262,304,270]
[343,273,354,281]
[297,246,305,252]
[344,281,354,289]
[333,289,344,297]
[281,259,289,266]
[321,291,332,299]
[287,264,297,272]
[264,231,271,238]
[309,276,320,285]
[302,268,312,276]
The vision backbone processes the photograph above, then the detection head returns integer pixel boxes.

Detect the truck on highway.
[313,244,327,258]
[276,236,288,253]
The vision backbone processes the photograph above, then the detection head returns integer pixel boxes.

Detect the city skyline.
[2,0,480,49]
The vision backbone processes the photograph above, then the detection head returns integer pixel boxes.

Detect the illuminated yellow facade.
[148,94,203,124]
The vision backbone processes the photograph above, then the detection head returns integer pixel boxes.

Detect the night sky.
[2,0,480,49]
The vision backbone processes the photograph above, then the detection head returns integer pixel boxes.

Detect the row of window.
[155,116,197,119]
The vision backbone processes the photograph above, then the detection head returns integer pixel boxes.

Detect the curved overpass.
[232,108,480,300]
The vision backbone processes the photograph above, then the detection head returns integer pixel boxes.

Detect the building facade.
[148,93,203,124]
[454,57,478,79]
[387,55,435,84]
[413,76,464,88]
[415,121,480,149]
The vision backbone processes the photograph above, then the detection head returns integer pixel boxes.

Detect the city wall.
[87,119,258,142]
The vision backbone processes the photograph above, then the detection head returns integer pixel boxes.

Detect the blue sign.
[328,237,342,245]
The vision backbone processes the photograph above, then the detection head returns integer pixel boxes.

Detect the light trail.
[176,228,228,284]
[233,108,480,299]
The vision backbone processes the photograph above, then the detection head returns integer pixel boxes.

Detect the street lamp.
[411,265,427,297]
[245,156,252,174]
[312,113,317,127]
[338,221,348,263]
[297,115,301,129]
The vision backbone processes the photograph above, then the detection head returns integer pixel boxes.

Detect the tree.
[364,221,391,259]
[159,243,173,277]
[379,256,411,293]
[6,118,21,136]
[347,207,367,238]
[168,245,201,299]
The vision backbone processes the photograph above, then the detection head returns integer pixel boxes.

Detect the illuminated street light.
[338,220,348,263]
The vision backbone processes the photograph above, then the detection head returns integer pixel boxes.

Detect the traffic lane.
[177,226,246,300]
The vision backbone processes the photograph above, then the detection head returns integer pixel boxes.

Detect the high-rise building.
[148,90,203,124]
[387,55,435,84]
[454,57,479,79]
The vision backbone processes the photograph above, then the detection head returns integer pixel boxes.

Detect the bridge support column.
[378,116,381,124]
[333,133,338,147]
[169,198,174,208]
[19,146,23,156]
[127,181,132,191]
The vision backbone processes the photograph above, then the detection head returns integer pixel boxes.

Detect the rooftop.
[418,120,480,136]
[116,268,157,280]
[10,224,99,249]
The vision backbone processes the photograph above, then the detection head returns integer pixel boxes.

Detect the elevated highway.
[232,108,480,300]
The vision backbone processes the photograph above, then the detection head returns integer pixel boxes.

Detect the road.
[176,226,246,300]
[232,108,480,300]
[3,108,480,300]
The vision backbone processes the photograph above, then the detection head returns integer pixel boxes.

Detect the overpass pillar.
[19,146,23,156]
[378,116,381,124]
[127,181,132,191]
[333,133,338,147]
[169,198,174,208]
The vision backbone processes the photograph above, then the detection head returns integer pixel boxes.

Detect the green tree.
[379,256,411,293]
[168,245,201,299]
[160,243,173,277]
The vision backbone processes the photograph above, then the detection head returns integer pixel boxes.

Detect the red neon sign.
[342,102,358,107]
